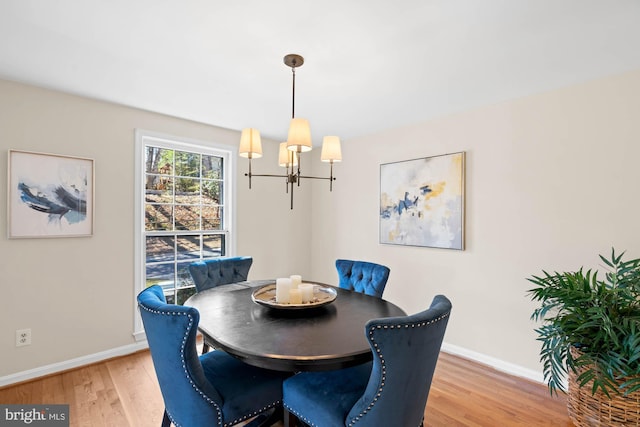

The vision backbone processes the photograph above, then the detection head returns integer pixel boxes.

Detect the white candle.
[289,288,302,304]
[276,278,292,304]
[290,275,302,289]
[299,283,314,303]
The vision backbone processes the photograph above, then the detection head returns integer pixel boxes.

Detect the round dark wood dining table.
[184,280,406,372]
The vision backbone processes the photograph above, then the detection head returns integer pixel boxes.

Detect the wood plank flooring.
[0,350,572,426]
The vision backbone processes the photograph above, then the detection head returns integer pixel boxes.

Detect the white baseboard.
[441,342,545,384]
[0,341,149,388]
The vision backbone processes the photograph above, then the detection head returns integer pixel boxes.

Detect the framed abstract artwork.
[380,151,465,250]
[8,150,94,238]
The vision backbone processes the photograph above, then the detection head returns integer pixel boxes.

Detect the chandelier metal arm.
[298,172,336,191]
[244,170,335,210]
[245,173,290,178]
[245,172,335,183]
[297,175,336,181]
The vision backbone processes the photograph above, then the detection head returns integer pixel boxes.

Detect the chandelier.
[239,54,342,210]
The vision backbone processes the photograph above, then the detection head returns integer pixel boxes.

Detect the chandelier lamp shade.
[240,54,342,209]
[239,128,262,159]
[278,142,298,168]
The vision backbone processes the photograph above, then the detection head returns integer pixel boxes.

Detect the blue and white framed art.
[8,150,94,238]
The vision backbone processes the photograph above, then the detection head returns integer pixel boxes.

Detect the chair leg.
[243,406,283,427]
[262,406,283,426]
[161,410,171,427]
[202,342,210,354]
[284,408,299,427]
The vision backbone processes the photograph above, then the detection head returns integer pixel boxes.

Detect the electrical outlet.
[16,328,31,347]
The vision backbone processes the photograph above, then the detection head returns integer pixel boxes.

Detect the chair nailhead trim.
[346,311,451,427]
[139,304,223,426]
[140,302,282,427]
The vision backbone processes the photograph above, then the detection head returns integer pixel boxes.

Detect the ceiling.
[2,1,640,144]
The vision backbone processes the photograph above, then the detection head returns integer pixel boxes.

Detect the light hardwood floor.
[0,350,572,426]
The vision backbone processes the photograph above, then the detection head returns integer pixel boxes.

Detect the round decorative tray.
[251,283,337,310]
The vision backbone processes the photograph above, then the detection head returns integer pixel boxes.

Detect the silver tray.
[251,283,337,310]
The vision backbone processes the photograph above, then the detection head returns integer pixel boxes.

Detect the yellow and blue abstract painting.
[380,152,465,250]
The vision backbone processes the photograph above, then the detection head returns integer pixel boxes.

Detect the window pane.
[175,151,200,177]
[175,178,200,204]
[202,206,222,230]
[176,235,200,260]
[165,292,176,305]
[145,204,174,231]
[145,175,173,203]
[202,180,222,205]
[175,205,201,230]
[146,147,174,174]
[203,234,224,258]
[146,236,175,263]
[177,262,195,288]
[202,155,223,179]
[146,263,174,288]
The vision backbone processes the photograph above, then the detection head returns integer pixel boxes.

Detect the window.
[134,130,235,338]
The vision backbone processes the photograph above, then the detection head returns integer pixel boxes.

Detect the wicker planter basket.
[567,347,640,426]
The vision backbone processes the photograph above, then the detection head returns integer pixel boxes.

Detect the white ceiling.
[2,1,640,144]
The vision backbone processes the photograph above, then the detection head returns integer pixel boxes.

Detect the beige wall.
[309,69,640,377]
[2,68,639,383]
[0,79,311,378]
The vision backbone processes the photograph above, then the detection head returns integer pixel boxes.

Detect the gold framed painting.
[8,150,94,238]
[380,151,465,250]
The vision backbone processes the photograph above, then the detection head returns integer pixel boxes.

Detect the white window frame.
[133,129,236,340]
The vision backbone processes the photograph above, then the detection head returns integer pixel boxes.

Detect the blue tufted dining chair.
[189,256,253,353]
[282,295,452,427]
[335,259,390,298]
[138,285,290,427]
[189,256,253,293]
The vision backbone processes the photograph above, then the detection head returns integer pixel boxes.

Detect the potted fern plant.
[527,249,640,426]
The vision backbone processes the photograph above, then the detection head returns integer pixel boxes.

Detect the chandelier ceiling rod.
[288,56,298,119]
[285,54,304,192]
[239,54,342,210]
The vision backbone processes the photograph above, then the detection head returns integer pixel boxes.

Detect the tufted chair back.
[189,256,253,292]
[346,295,451,426]
[282,295,452,427]
[335,259,390,298]
[137,285,224,426]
